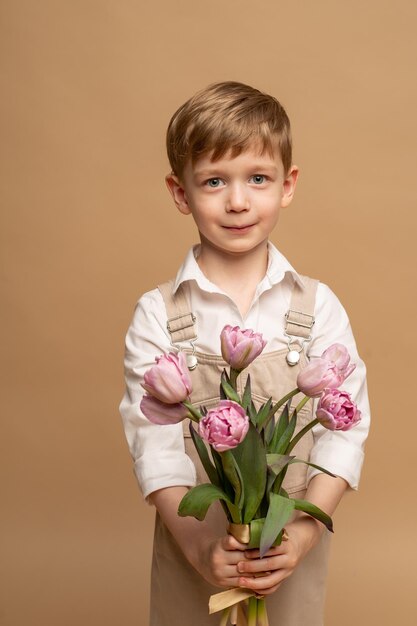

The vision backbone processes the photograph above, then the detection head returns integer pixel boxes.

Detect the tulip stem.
[257,597,269,626]
[229,368,240,391]
[286,417,319,454]
[247,596,258,626]
[182,401,202,423]
[261,388,300,430]
[219,606,231,626]
[292,395,311,416]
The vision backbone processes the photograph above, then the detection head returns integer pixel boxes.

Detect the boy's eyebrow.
[193,163,279,178]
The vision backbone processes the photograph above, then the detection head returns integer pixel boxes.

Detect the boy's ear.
[281,165,299,208]
[165,173,191,215]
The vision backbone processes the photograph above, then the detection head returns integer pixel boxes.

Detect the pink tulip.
[316,388,361,431]
[140,394,189,425]
[220,325,267,371]
[141,351,192,404]
[199,400,249,452]
[322,343,356,378]
[297,343,356,398]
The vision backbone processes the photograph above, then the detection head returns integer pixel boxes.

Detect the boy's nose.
[225,183,250,212]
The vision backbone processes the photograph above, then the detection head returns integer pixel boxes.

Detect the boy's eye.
[251,175,266,184]
[206,178,223,188]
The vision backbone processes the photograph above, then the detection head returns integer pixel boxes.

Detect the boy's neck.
[196,240,269,315]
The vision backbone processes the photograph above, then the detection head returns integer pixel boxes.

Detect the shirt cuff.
[307,439,365,490]
[134,452,197,500]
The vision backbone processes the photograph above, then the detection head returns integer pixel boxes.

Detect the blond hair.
[166,81,292,178]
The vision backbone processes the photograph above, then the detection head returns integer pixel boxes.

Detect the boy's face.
[166,143,298,259]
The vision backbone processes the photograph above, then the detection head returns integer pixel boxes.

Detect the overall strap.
[284,275,319,365]
[158,280,197,345]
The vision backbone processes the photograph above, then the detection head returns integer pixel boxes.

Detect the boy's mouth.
[223,224,256,232]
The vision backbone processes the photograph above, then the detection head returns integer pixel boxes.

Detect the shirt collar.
[173,242,304,294]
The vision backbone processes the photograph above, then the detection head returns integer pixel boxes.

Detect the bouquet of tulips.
[140,326,361,626]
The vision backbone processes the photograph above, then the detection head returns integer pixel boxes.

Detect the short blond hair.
[166,81,292,178]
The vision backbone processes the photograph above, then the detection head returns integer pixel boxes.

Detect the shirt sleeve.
[119,289,196,499]
[305,283,371,490]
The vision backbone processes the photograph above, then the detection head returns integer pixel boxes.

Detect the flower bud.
[141,351,192,404]
[316,388,361,431]
[220,325,267,371]
[321,343,356,379]
[198,400,249,452]
[297,343,356,398]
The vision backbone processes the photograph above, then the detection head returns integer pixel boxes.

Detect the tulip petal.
[140,394,189,424]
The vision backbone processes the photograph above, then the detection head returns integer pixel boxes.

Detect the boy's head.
[166,81,292,179]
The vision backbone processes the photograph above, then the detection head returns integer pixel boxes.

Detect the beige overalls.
[150,277,331,626]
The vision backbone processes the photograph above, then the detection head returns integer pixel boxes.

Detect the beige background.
[1,1,416,624]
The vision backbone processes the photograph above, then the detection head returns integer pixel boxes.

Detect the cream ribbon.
[209,587,253,614]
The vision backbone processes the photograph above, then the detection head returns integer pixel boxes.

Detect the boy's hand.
[197,534,248,589]
[235,516,322,595]
[149,486,249,589]
[236,474,348,595]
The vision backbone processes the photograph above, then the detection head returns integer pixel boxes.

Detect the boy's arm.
[306,283,370,489]
[120,291,198,497]
[149,486,248,589]
[235,473,348,595]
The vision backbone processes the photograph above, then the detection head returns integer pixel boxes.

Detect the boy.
[120,81,370,625]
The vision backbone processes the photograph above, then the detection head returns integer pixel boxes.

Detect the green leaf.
[271,465,289,495]
[189,423,221,486]
[288,459,337,478]
[264,410,276,446]
[268,403,290,452]
[209,450,239,523]
[241,374,252,411]
[247,518,265,548]
[260,493,295,557]
[274,410,298,455]
[221,450,244,512]
[178,484,234,521]
[266,453,294,475]
[292,498,334,532]
[211,449,232,499]
[220,371,241,403]
[266,465,277,496]
[256,398,273,429]
[232,423,267,523]
[219,369,230,400]
[286,417,318,454]
[248,400,258,426]
[246,516,290,549]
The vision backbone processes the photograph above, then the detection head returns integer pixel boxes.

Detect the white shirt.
[120,242,370,498]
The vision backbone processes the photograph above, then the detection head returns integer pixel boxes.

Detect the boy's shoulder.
[315,280,347,311]
[135,285,166,312]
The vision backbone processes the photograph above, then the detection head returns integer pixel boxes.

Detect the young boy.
[120,81,370,625]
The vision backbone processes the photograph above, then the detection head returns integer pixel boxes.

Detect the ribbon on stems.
[209,523,271,625]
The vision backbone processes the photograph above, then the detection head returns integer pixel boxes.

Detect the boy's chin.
[198,237,269,258]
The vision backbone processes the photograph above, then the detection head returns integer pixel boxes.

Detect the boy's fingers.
[222,535,248,551]
[237,556,280,574]
[244,545,286,559]
[238,571,287,592]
